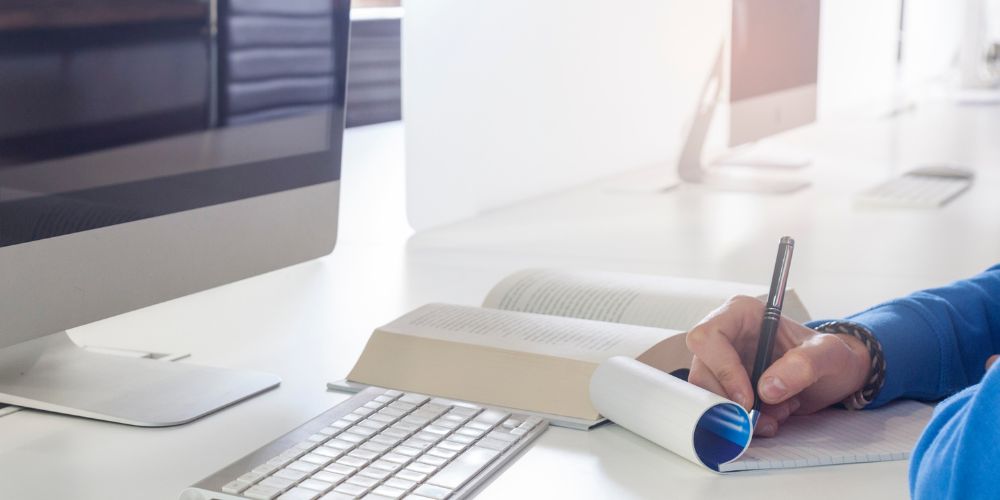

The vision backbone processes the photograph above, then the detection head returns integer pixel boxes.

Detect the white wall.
[404,0,728,230]
[403,1,965,230]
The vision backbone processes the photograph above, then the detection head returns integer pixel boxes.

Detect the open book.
[341,269,810,427]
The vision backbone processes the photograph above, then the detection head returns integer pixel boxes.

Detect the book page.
[483,269,810,331]
[379,303,677,363]
[721,400,934,472]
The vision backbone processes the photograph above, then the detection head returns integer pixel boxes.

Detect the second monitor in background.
[676,0,820,193]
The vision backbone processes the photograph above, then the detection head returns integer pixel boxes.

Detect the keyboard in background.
[181,387,548,500]
[854,170,973,209]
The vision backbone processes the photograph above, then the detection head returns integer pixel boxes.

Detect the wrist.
[814,320,886,410]
[837,333,873,393]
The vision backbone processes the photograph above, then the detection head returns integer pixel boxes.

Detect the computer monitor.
[677,0,820,193]
[0,0,350,426]
[728,0,820,148]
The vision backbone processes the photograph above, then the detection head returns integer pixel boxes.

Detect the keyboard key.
[446,434,474,445]
[370,434,401,447]
[394,468,427,483]
[427,447,457,460]
[388,401,417,412]
[404,462,436,475]
[237,471,267,484]
[381,452,411,465]
[302,453,333,466]
[360,441,391,454]
[273,468,310,482]
[383,390,403,398]
[383,477,416,491]
[348,448,379,461]
[278,486,320,500]
[454,427,486,439]
[326,438,356,450]
[313,446,344,460]
[288,460,323,474]
[393,445,422,457]
[324,463,357,476]
[369,485,408,499]
[357,466,392,481]
[245,484,284,500]
[331,419,353,429]
[485,430,518,442]
[253,462,283,476]
[333,482,370,497]
[426,446,501,490]
[222,479,251,494]
[436,440,466,452]
[335,455,368,469]
[410,484,452,500]
[369,413,396,424]
[398,394,429,405]
[402,438,435,451]
[319,493,355,500]
[415,454,447,468]
[346,474,380,489]
[300,478,335,492]
[369,459,404,473]
[312,471,348,485]
[475,437,512,452]
[473,409,509,426]
[259,476,296,491]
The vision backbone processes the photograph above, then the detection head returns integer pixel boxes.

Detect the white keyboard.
[181,387,547,500]
[855,174,972,208]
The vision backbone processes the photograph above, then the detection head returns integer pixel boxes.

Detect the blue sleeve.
[834,264,1000,407]
[909,365,1000,499]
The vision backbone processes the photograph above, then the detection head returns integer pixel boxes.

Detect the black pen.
[749,236,795,426]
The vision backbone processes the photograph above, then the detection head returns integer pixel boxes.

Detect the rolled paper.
[589,356,752,470]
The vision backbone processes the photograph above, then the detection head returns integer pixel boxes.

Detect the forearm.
[835,265,1000,406]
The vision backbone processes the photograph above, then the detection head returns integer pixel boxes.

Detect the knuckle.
[728,294,762,309]
[685,327,710,351]
[715,364,741,385]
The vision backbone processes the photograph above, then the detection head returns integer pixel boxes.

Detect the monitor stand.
[711,143,812,170]
[0,331,280,427]
[676,46,810,194]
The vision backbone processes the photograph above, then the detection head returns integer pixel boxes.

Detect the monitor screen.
[0,0,346,248]
[730,0,820,103]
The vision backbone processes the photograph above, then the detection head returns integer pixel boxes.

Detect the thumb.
[987,354,999,371]
[757,334,856,406]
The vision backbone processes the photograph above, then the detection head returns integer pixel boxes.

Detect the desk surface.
[2,99,999,499]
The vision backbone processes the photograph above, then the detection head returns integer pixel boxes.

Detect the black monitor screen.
[0,0,349,247]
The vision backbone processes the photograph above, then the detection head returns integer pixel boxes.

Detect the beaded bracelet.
[814,320,886,410]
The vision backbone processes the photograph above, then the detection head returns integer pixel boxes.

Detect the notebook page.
[483,269,810,330]
[721,400,935,472]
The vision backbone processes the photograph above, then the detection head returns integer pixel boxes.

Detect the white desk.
[2,100,999,499]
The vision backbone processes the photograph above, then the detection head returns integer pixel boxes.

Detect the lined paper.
[721,400,934,472]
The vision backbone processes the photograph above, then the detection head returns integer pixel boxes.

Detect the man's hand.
[640,295,872,437]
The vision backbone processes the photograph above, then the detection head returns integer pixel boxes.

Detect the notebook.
[724,399,933,471]
[590,356,935,472]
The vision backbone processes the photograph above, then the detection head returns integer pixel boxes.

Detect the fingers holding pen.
[685,297,764,409]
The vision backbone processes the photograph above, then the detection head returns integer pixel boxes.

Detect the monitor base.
[712,145,811,170]
[0,332,280,427]
[690,171,810,194]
